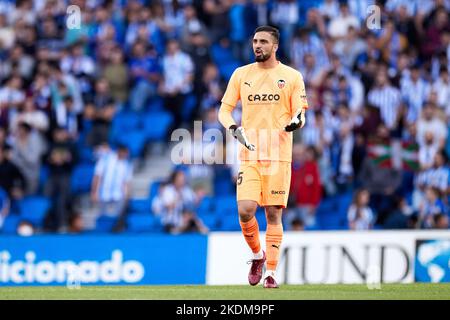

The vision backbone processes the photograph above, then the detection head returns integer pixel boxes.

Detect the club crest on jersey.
[277,79,286,89]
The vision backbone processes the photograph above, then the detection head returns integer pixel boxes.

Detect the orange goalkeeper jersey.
[219,61,308,162]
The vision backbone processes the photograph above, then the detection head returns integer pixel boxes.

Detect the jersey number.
[237,172,243,185]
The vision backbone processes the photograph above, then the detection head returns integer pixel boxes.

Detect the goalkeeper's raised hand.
[284,108,306,132]
[229,125,256,151]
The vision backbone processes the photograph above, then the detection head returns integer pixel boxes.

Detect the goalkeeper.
[218,26,308,288]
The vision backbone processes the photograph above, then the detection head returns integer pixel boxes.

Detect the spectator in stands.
[11,122,44,195]
[1,44,35,81]
[416,102,448,150]
[129,41,161,113]
[327,2,360,39]
[68,212,84,234]
[44,127,77,232]
[347,188,375,230]
[432,67,450,112]
[358,124,403,225]
[432,213,449,229]
[368,70,402,132]
[0,187,10,231]
[102,46,129,106]
[0,76,25,129]
[400,64,431,124]
[91,145,133,229]
[60,41,96,99]
[85,78,116,147]
[152,170,204,234]
[16,220,34,236]
[383,195,415,229]
[160,39,194,131]
[418,131,440,170]
[287,144,322,228]
[0,145,26,201]
[51,95,82,141]
[418,186,447,228]
[290,217,305,231]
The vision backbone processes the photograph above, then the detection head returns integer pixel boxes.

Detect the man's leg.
[238,200,265,285]
[264,205,283,288]
[260,161,291,288]
[238,200,261,255]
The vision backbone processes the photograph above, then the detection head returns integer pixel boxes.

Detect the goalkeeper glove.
[229,125,256,151]
[284,108,306,132]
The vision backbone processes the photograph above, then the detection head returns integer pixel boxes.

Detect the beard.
[255,51,271,62]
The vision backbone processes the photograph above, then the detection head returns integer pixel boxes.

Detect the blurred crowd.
[0,0,449,234]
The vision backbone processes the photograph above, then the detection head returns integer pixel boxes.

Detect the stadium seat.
[214,196,237,215]
[197,196,214,216]
[126,213,160,232]
[109,111,142,144]
[94,216,118,233]
[1,215,20,234]
[18,196,51,228]
[143,111,173,142]
[147,97,164,111]
[148,180,162,203]
[181,94,197,121]
[127,198,151,214]
[211,43,234,65]
[70,163,95,194]
[199,214,219,230]
[114,130,147,158]
[218,61,241,81]
[38,165,49,193]
[218,215,241,231]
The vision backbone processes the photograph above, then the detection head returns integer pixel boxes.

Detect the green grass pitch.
[1,283,449,300]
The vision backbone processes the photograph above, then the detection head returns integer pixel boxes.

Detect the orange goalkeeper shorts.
[236,161,291,207]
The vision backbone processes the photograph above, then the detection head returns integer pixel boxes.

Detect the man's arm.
[285,72,308,132]
[218,102,237,130]
[218,69,256,151]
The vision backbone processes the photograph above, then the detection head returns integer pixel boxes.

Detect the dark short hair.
[254,26,280,44]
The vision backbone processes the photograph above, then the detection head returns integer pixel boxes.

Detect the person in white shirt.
[160,39,194,132]
[327,2,360,39]
[348,189,375,230]
[432,67,450,112]
[416,102,448,150]
[91,145,133,223]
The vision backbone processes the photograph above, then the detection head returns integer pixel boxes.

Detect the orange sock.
[239,216,261,254]
[266,223,283,271]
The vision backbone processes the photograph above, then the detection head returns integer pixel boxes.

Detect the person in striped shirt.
[368,70,402,132]
[91,145,133,229]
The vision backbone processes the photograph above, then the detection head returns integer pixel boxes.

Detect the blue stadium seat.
[199,214,219,230]
[78,145,95,164]
[214,196,237,215]
[18,196,51,228]
[147,97,164,111]
[197,196,214,216]
[110,111,141,144]
[114,130,147,158]
[38,165,49,193]
[127,214,160,232]
[128,198,151,214]
[94,216,118,233]
[218,61,241,81]
[148,180,162,203]
[211,43,234,65]
[143,111,173,142]
[1,215,20,234]
[181,94,197,121]
[70,163,95,194]
[218,215,241,231]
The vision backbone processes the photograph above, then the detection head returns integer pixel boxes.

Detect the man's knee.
[238,200,258,222]
[265,206,283,224]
